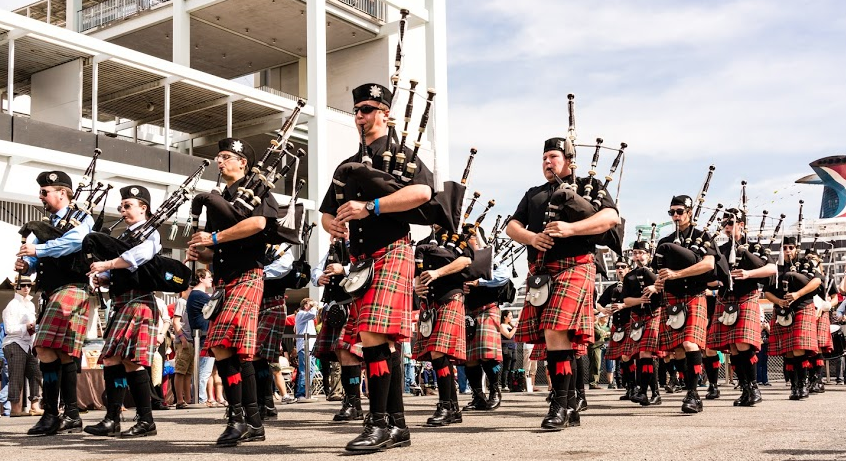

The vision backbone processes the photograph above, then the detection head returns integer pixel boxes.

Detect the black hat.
[120,185,152,208]
[352,83,393,108]
[632,240,650,251]
[36,171,73,189]
[543,137,568,154]
[218,137,256,169]
[782,236,797,246]
[614,256,630,267]
[670,195,693,208]
[722,207,746,224]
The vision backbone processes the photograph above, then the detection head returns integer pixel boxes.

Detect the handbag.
[526,274,551,307]
[465,314,477,342]
[340,258,374,298]
[324,301,350,329]
[202,287,226,321]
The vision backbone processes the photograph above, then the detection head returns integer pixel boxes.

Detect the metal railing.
[80,0,171,32]
[333,0,386,21]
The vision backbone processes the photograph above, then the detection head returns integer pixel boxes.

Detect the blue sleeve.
[478,264,511,287]
[34,214,94,259]
[264,251,295,280]
[837,299,846,316]
[310,252,329,287]
[119,229,161,273]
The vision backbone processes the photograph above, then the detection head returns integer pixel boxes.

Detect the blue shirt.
[295,308,317,352]
[478,263,511,288]
[23,206,95,274]
[186,290,212,345]
[264,251,294,280]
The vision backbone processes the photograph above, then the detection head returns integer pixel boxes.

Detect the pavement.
[1,384,845,460]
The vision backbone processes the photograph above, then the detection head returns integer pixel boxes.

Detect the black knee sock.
[341,364,362,400]
[386,348,405,415]
[799,355,811,383]
[651,358,660,393]
[103,364,128,420]
[481,361,501,390]
[465,364,484,391]
[362,343,392,414]
[685,351,703,391]
[39,360,62,416]
[703,355,720,386]
[658,359,668,387]
[744,349,758,383]
[637,358,654,394]
[449,364,459,406]
[216,356,243,407]
[732,353,747,385]
[546,350,574,397]
[61,361,80,418]
[574,355,585,393]
[432,356,453,403]
[253,359,269,407]
[126,370,154,424]
[673,358,688,387]
[241,361,261,427]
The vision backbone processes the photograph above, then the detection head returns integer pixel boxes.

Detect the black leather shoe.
[241,424,265,443]
[450,402,463,424]
[540,395,569,431]
[620,386,633,400]
[705,383,720,400]
[681,390,701,414]
[425,401,454,427]
[345,413,391,452]
[648,391,662,406]
[27,413,61,436]
[387,413,411,449]
[733,384,750,407]
[574,389,587,412]
[747,383,763,405]
[799,380,810,399]
[151,401,171,411]
[120,420,157,438]
[57,415,84,433]
[630,389,649,406]
[463,389,487,411]
[84,418,121,437]
[789,385,801,401]
[333,397,363,422]
[486,383,502,411]
[216,405,247,447]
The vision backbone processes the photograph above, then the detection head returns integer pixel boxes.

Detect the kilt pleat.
[816,310,834,353]
[607,322,634,360]
[768,302,819,356]
[33,283,90,359]
[255,295,287,362]
[206,269,263,361]
[413,294,466,362]
[466,302,503,362]
[530,343,546,361]
[658,292,707,351]
[707,291,762,352]
[632,309,662,354]
[100,290,158,367]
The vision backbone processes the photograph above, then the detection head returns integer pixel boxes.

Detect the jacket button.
[358,228,363,232]
[359,239,364,244]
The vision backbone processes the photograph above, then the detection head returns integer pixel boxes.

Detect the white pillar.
[91,59,98,133]
[425,0,450,186]
[6,39,13,115]
[172,0,190,67]
[46,0,51,25]
[164,82,171,150]
[65,0,82,32]
[307,0,329,300]
[226,101,232,137]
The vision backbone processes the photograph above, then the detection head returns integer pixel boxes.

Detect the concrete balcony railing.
[333,0,387,21]
[79,0,171,32]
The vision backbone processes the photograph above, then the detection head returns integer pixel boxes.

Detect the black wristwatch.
[365,200,376,215]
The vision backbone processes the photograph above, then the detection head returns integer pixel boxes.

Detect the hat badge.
[684,197,692,207]
[130,187,140,196]
[369,85,382,98]
[48,173,58,182]
[232,140,243,154]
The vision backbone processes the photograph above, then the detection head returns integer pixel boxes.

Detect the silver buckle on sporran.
[527,274,551,307]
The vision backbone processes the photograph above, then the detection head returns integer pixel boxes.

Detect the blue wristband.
[374,198,381,216]
[211,232,218,245]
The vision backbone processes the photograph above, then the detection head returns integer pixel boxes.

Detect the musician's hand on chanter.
[642,285,657,297]
[336,200,368,223]
[326,219,349,240]
[654,278,665,292]
[87,260,113,276]
[14,259,29,274]
[530,232,554,252]
[17,243,36,257]
[658,268,677,280]
[419,269,440,286]
[188,231,214,248]
[784,292,797,303]
[414,281,429,297]
[463,280,479,294]
[544,221,574,239]
[731,269,749,280]
[185,246,201,262]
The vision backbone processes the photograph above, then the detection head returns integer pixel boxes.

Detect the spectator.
[2,277,43,416]
[172,288,192,408]
[1,321,10,416]
[149,295,172,410]
[523,343,537,392]
[500,310,517,391]
[272,354,295,404]
[185,268,214,404]
[757,309,771,386]
[420,361,437,395]
[295,298,318,402]
[402,341,419,393]
[589,313,610,389]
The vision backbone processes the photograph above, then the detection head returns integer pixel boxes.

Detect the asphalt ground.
[1,384,845,460]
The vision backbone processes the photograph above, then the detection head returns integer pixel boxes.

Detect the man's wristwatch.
[365,200,376,215]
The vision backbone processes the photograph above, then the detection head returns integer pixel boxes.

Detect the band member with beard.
[506,137,620,430]
[187,138,279,447]
[598,257,636,400]
[764,237,820,400]
[84,186,161,438]
[320,83,434,451]
[462,234,512,412]
[622,241,663,406]
[652,195,717,414]
[17,171,94,436]
[708,209,776,407]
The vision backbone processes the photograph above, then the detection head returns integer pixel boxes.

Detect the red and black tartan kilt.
[816,311,834,354]
[707,291,762,352]
[338,238,413,358]
[466,302,503,363]
[768,302,819,356]
[632,310,662,354]
[413,293,467,362]
[100,290,158,367]
[313,306,346,361]
[33,283,90,359]
[515,254,595,347]
[206,268,263,361]
[607,322,634,360]
[255,295,287,363]
[530,343,546,361]
[658,292,708,351]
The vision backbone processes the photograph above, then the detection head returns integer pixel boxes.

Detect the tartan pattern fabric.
[466,302,503,362]
[515,254,595,346]
[313,313,345,361]
[707,291,762,352]
[255,295,287,362]
[768,302,819,356]
[413,293,467,362]
[607,322,634,360]
[338,238,414,357]
[33,283,90,359]
[100,290,158,367]
[205,268,264,361]
[529,342,546,361]
[631,309,662,354]
[816,309,834,353]
[658,292,708,351]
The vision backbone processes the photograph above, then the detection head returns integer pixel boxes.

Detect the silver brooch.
[369,85,382,98]
[232,140,243,154]
[48,173,58,182]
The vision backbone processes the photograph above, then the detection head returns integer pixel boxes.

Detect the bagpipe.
[542,94,627,255]
[264,222,316,297]
[321,239,355,328]
[82,160,211,297]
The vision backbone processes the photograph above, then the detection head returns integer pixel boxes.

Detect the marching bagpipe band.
[264,221,317,298]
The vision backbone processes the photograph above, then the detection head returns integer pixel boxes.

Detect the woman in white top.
[1,276,43,416]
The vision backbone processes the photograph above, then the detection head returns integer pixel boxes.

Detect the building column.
[172,0,190,67]
[424,0,449,186]
[65,0,82,32]
[307,0,328,300]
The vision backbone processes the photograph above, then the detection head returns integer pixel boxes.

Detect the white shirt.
[2,293,37,352]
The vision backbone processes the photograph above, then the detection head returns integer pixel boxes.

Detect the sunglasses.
[117,203,135,211]
[667,208,687,216]
[353,105,381,115]
[39,189,58,197]
[615,264,629,269]
[782,245,795,250]
[721,220,735,227]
